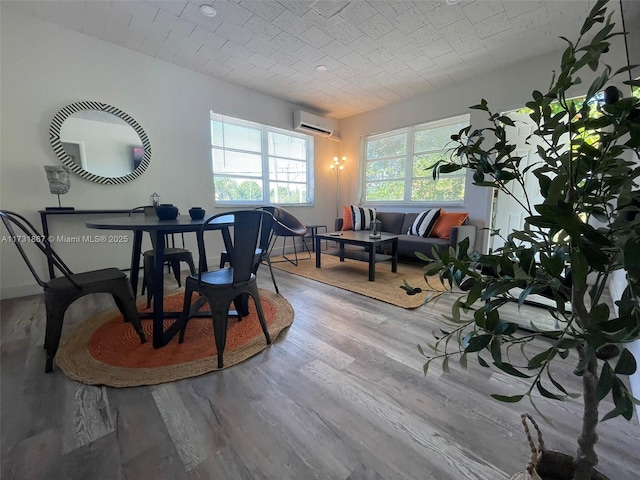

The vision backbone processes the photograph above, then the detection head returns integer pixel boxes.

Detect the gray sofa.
[335,211,476,260]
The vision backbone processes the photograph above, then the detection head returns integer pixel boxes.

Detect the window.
[362,114,469,205]
[211,113,314,205]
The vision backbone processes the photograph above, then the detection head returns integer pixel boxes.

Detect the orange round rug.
[56,289,294,387]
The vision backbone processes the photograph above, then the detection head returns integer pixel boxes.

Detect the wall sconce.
[330,156,346,218]
[150,192,160,206]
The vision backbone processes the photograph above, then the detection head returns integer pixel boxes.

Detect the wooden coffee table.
[315,230,398,281]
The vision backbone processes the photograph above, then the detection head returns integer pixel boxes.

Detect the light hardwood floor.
[1,265,638,480]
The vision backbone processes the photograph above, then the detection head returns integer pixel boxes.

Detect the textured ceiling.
[5,0,611,119]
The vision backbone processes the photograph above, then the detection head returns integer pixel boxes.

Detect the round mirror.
[49,101,151,184]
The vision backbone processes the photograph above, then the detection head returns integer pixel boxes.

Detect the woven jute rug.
[270,254,446,309]
[56,289,293,387]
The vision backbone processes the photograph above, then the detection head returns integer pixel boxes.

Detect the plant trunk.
[573,282,600,479]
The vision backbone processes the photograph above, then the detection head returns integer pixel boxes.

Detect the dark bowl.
[156,205,179,220]
[189,207,205,220]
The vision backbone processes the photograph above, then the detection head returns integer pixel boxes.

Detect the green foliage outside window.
[365,158,405,180]
[364,116,469,203]
[366,181,404,201]
[366,133,406,159]
[214,178,263,201]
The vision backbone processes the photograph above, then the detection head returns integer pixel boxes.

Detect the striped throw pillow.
[408,209,441,237]
[351,206,376,231]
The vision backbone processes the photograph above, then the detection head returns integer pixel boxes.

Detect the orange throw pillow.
[429,211,468,239]
[341,205,353,231]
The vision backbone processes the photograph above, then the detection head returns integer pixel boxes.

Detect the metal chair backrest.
[198,210,275,284]
[258,206,280,255]
[271,206,307,236]
[0,210,79,288]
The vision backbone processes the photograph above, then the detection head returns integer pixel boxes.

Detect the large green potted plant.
[410,1,640,479]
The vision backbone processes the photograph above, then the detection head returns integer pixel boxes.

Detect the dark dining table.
[86,214,233,348]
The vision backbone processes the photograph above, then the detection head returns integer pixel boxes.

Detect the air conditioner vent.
[293,110,336,138]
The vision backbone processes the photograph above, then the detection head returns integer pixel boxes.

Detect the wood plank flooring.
[1,264,639,480]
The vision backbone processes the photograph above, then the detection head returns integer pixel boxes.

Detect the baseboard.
[1,282,42,300]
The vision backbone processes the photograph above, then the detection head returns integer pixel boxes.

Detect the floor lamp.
[330,156,346,218]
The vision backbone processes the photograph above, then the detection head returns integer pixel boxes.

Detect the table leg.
[130,231,142,297]
[152,230,166,348]
[309,226,316,252]
[315,236,322,268]
[368,245,375,281]
[391,238,398,273]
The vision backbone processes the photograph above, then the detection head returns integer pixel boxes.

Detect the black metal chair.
[178,210,273,368]
[219,206,280,294]
[130,206,196,307]
[0,210,146,373]
[268,207,311,266]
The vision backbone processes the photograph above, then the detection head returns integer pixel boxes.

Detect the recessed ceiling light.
[200,4,217,17]
[445,0,459,5]
[315,65,328,72]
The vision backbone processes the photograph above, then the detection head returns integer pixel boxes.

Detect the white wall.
[0,7,339,298]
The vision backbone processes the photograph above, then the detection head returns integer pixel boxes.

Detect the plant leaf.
[614,349,637,375]
[494,362,532,378]
[597,362,614,401]
[491,394,524,403]
[536,380,564,401]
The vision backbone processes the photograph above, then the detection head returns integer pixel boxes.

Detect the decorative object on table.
[0,210,146,373]
[189,207,205,220]
[54,289,293,387]
[44,165,73,210]
[150,192,160,206]
[155,203,179,220]
[330,155,346,218]
[369,218,382,239]
[411,2,640,478]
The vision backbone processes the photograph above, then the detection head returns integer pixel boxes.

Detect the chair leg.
[112,292,146,344]
[301,236,312,258]
[144,260,154,308]
[219,251,229,269]
[211,306,229,369]
[169,259,182,286]
[248,286,272,346]
[178,287,195,343]
[233,295,248,318]
[43,296,69,373]
[141,275,147,296]
[281,236,300,266]
[185,256,196,275]
[264,255,279,293]
[282,236,311,266]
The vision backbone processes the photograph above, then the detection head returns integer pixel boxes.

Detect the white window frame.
[360,114,469,207]
[211,112,314,206]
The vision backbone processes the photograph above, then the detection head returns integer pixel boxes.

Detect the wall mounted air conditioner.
[293,110,335,138]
